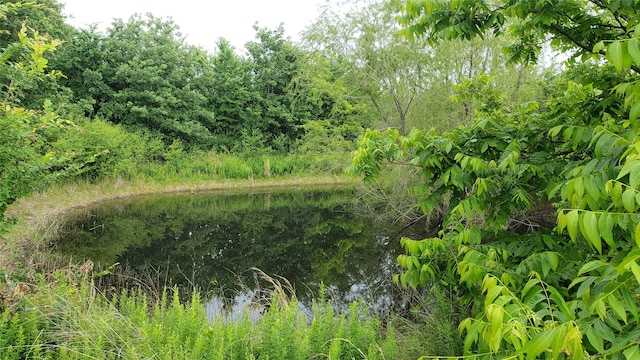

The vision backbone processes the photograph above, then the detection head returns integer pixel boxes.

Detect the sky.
[60,0,329,53]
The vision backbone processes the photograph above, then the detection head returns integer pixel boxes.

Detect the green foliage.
[45,115,348,183]
[0,269,402,359]
[50,118,165,180]
[0,3,72,226]
[0,0,71,49]
[54,15,217,148]
[303,0,542,134]
[136,152,342,181]
[208,39,253,149]
[245,25,308,150]
[351,78,632,357]
[400,0,640,66]
[51,16,358,152]
[291,53,369,130]
[350,0,640,358]
[296,120,360,157]
[422,290,464,356]
[389,288,464,358]
[0,0,73,110]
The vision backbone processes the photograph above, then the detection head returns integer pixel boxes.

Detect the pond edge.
[2,175,359,269]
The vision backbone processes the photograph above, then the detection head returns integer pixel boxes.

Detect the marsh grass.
[0,266,401,360]
[83,150,348,183]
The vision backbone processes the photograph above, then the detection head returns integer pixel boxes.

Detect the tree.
[399,0,637,67]
[0,0,72,49]
[303,0,540,134]
[0,3,70,227]
[56,14,216,148]
[207,39,253,149]
[289,52,369,130]
[305,0,543,225]
[245,25,305,150]
[52,25,110,117]
[0,0,73,110]
[351,0,640,358]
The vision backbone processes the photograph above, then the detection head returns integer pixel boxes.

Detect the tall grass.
[50,117,352,185]
[388,287,464,358]
[127,152,349,182]
[0,268,403,359]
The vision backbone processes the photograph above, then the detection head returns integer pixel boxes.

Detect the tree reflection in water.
[54,188,425,319]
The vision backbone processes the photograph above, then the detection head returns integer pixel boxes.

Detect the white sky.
[60,0,330,53]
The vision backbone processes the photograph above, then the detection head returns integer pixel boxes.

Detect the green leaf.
[610,181,624,208]
[594,318,616,343]
[617,160,640,181]
[584,175,602,201]
[629,39,640,65]
[608,293,628,323]
[630,101,640,121]
[622,189,636,212]
[576,276,596,298]
[578,260,606,275]
[598,213,616,249]
[522,329,556,360]
[444,141,453,153]
[487,303,504,334]
[617,249,640,274]
[624,345,640,360]
[580,211,602,253]
[632,163,640,188]
[412,256,421,270]
[630,261,640,285]
[551,324,568,359]
[574,177,585,199]
[566,210,580,241]
[522,277,541,297]
[548,125,564,138]
[623,41,634,69]
[586,326,605,353]
[607,41,625,71]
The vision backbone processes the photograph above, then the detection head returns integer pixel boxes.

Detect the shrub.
[51,118,165,181]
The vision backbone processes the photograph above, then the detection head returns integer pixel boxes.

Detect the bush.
[51,118,165,180]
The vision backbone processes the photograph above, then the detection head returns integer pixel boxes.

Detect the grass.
[137,153,319,181]
[0,266,400,360]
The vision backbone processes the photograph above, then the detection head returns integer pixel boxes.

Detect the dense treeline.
[0,0,538,224]
[55,19,328,150]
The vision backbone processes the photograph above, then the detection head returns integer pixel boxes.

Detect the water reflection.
[54,188,424,318]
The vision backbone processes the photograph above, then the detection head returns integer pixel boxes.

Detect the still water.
[54,187,424,319]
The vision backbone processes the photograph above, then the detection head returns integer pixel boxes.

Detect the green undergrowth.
[64,149,348,185]
[0,268,403,360]
[50,118,352,184]
[135,152,345,182]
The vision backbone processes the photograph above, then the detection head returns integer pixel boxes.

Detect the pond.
[53,186,425,320]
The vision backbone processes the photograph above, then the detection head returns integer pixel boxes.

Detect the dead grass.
[2,175,357,271]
